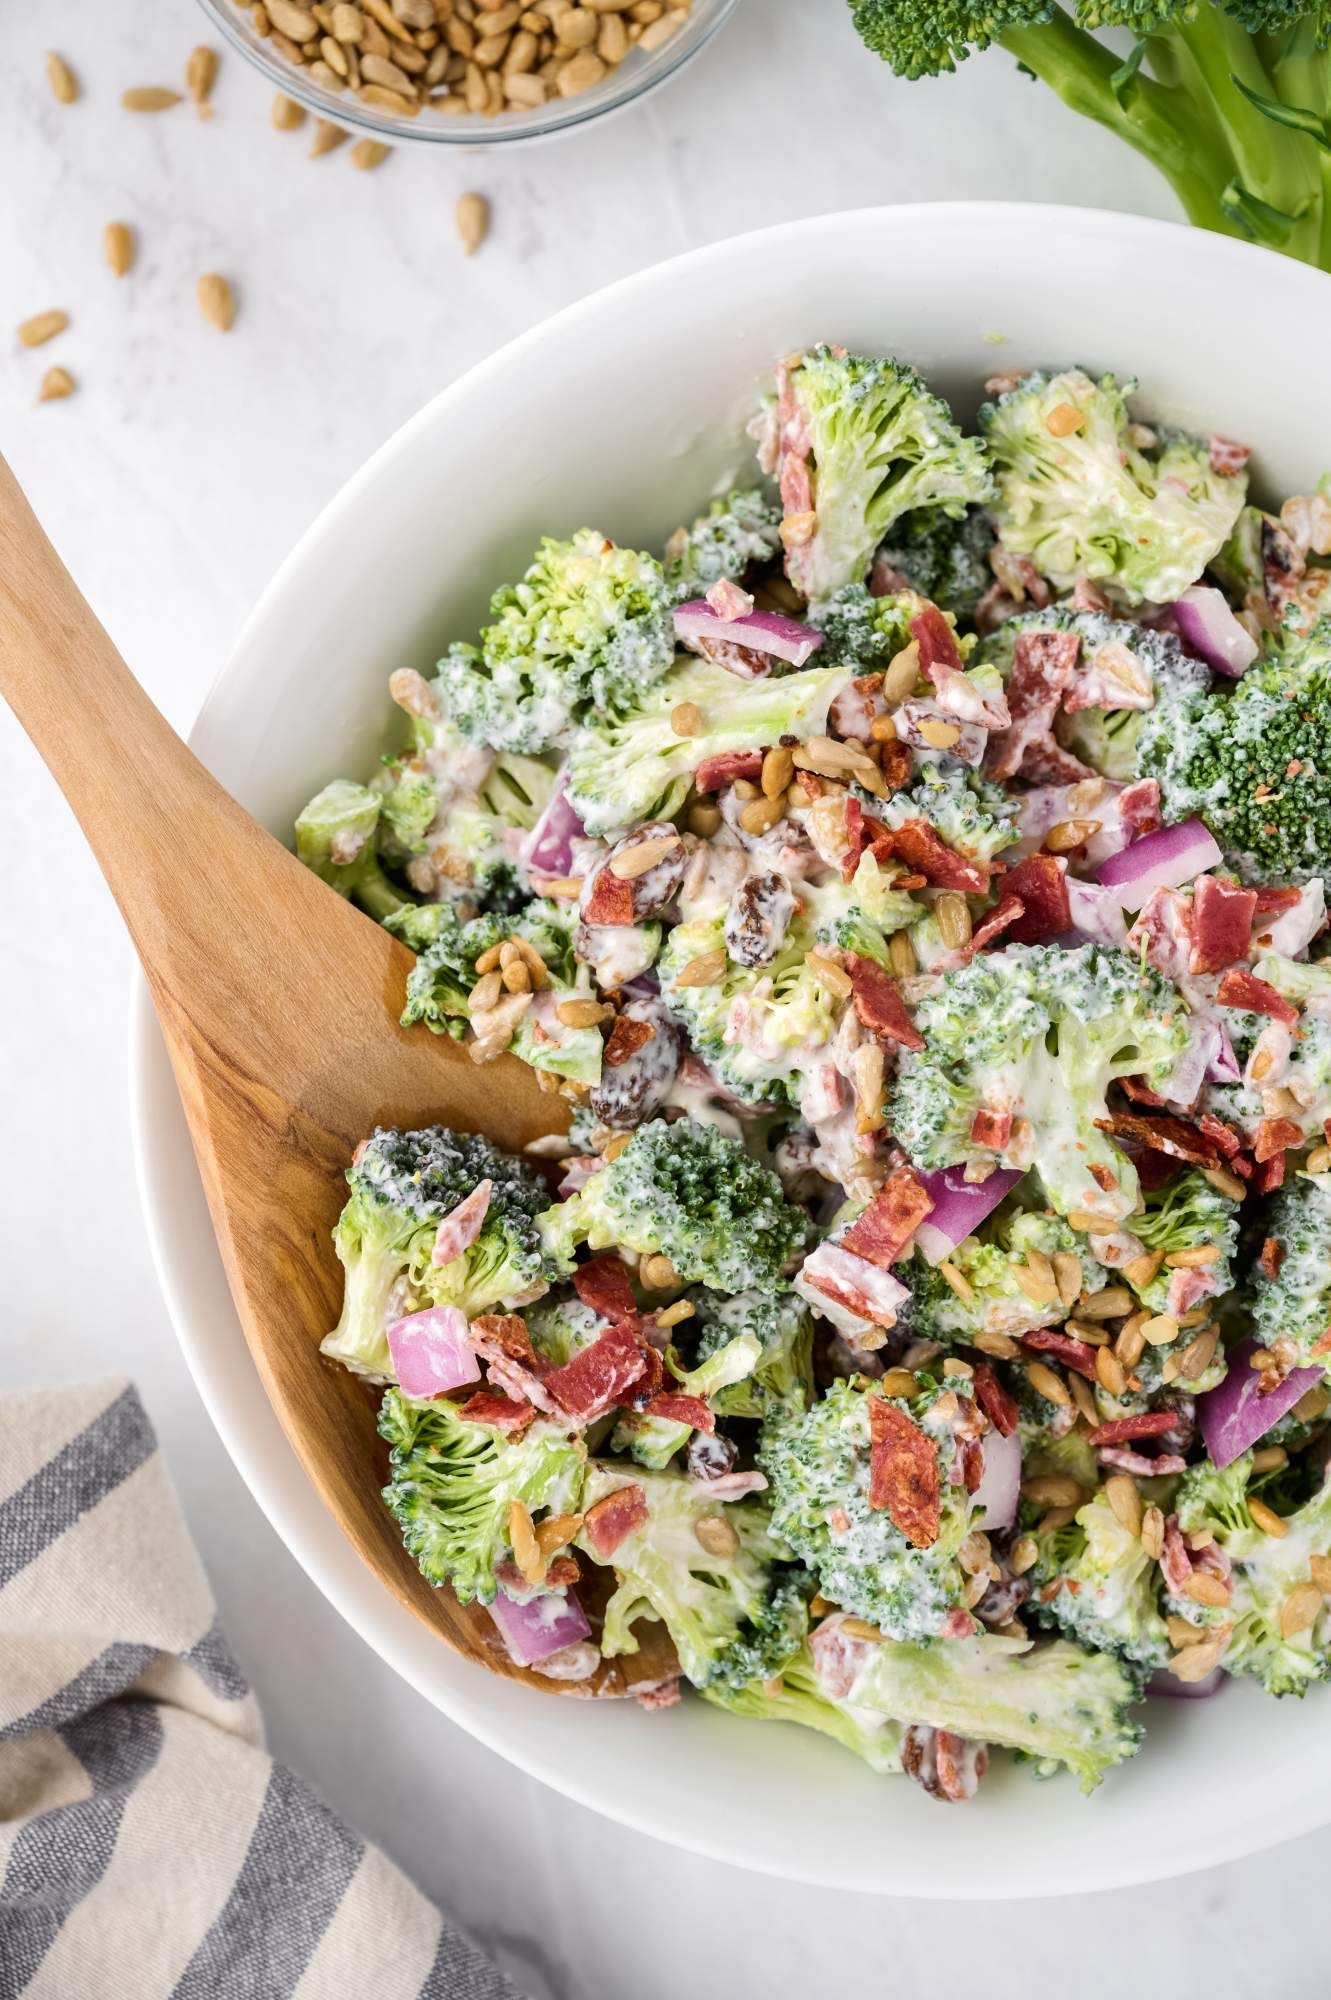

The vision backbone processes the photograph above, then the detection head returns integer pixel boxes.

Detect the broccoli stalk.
[294,778,408,922]
[702,1639,905,1774]
[849,5,1331,273]
[692,1290,817,1420]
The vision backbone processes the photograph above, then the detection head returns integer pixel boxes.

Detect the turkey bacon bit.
[971,899,1023,955]
[1252,1152,1287,1195]
[1260,1236,1284,1280]
[470,1313,540,1365]
[1189,873,1257,975]
[985,628,1081,782]
[870,819,988,893]
[643,1392,715,1433]
[1198,1110,1244,1158]
[845,953,926,1051]
[1216,967,1300,1026]
[604,1015,656,1068]
[544,1323,647,1423]
[910,601,964,678]
[694,749,765,793]
[1087,1410,1180,1447]
[868,1395,941,1548]
[1252,885,1304,918]
[972,1361,1018,1438]
[456,1391,535,1434]
[582,869,636,927]
[582,1483,649,1559]
[840,1164,935,1269]
[1094,1109,1223,1167]
[971,1106,1013,1149]
[572,1254,638,1322]
[1022,1328,1098,1380]
[993,852,1070,944]
[1255,1116,1304,1162]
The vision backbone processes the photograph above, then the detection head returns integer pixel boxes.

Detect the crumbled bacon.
[970,1106,1013,1150]
[572,1254,637,1322]
[470,1313,539,1366]
[1255,1116,1303,1162]
[582,869,635,926]
[604,1015,655,1069]
[1094,1109,1222,1168]
[845,953,926,1051]
[582,1483,649,1559]
[910,601,964,677]
[694,749,766,793]
[992,852,1070,944]
[869,819,988,893]
[1252,1152,1287,1195]
[1198,1111,1244,1158]
[970,899,1023,955]
[1216,967,1300,1026]
[1190,873,1256,975]
[455,1391,535,1434]
[840,1166,935,1269]
[1087,1411,1179,1448]
[1260,1235,1284,1280]
[432,1179,493,1267]
[642,1392,714,1433]
[868,1395,940,1548]
[544,1323,647,1424]
[1022,1328,1098,1380]
[985,628,1081,782]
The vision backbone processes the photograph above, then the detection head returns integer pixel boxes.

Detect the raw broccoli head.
[658,913,842,1111]
[565,652,853,837]
[875,505,997,621]
[578,1462,792,1688]
[1249,1176,1331,1377]
[702,1637,903,1773]
[294,778,407,922]
[848,1628,1144,1792]
[385,903,508,1039]
[1173,1450,1331,1696]
[1137,619,1331,882]
[913,1203,1106,1343]
[979,370,1247,604]
[379,1388,586,1607]
[805,582,922,670]
[321,1126,558,1379]
[1029,1488,1170,1679]
[540,1118,811,1292]
[888,943,1190,1224]
[758,1377,982,1642]
[849,0,1048,79]
[877,762,1020,867]
[691,1288,817,1419]
[778,346,993,603]
[663,486,783,601]
[1127,1170,1239,1391]
[810,854,926,965]
[434,530,675,753]
[610,1327,766,1470]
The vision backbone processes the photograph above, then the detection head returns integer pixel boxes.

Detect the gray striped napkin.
[0,1378,524,2000]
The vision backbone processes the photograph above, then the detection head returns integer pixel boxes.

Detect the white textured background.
[0,4,1322,1995]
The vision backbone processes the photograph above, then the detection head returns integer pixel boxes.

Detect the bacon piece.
[972,1362,1018,1439]
[960,1437,985,1494]
[470,1313,539,1366]
[582,1483,649,1560]
[840,793,878,882]
[582,869,635,926]
[870,819,988,893]
[544,1323,647,1424]
[1118,777,1161,837]
[1190,874,1257,976]
[1120,1076,1168,1108]
[911,600,964,677]
[1021,1328,1098,1380]
[1160,1516,1193,1597]
[1198,1111,1244,1158]
[879,740,915,790]
[615,1342,664,1410]
[572,1254,637,1322]
[1260,1235,1284,1280]
[1087,1411,1180,1447]
[694,749,765,793]
[841,1165,935,1269]
[432,1178,493,1267]
[1168,1266,1223,1319]
[635,1677,682,1711]
[1019,737,1096,786]
[1216,967,1300,1026]
[455,1390,535,1434]
[1094,1110,1222,1168]
[830,673,887,743]
[868,1396,940,1549]
[994,853,1070,944]
[1253,1152,1287,1195]
[1136,1150,1182,1191]
[970,899,1022,955]
[1127,886,1194,981]
[985,628,1081,782]
[604,1015,655,1068]
[1255,1116,1303,1162]
[1209,435,1251,477]
[970,1107,1013,1149]
[795,1243,909,1338]
[845,953,925,1051]
[643,1392,715,1433]
[1252,885,1304,918]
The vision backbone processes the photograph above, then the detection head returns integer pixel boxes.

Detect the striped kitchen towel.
[0,1378,524,2000]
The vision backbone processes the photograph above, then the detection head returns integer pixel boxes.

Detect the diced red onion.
[1096,817,1223,911]
[1148,1664,1225,1699]
[911,1165,1025,1267]
[1065,877,1129,948]
[973,1425,1021,1532]
[557,1154,602,1199]
[1172,586,1258,679]
[525,768,586,878]
[673,601,824,668]
[1204,1019,1241,1084]
[487,1585,591,1667]
[1196,1337,1324,1468]
[386,1305,478,1398]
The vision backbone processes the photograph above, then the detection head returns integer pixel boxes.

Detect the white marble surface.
[1,4,1326,1995]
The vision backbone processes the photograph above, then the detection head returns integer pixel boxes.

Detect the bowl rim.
[130,200,1331,1893]
[194,0,741,149]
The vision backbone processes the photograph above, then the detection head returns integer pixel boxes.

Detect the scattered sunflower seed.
[122,86,184,112]
[37,366,76,403]
[455,191,490,255]
[104,222,136,277]
[18,310,69,349]
[46,52,79,104]
[196,273,236,331]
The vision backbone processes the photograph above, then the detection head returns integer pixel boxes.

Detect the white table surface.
[1,4,1326,1994]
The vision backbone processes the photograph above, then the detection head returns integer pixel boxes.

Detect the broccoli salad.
[299,348,1331,1804]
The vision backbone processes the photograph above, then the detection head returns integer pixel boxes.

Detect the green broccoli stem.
[1171,9,1319,222]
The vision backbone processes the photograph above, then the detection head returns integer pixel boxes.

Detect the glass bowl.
[196,0,740,147]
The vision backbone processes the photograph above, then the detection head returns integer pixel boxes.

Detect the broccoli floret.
[658,914,842,1110]
[876,762,1020,867]
[692,1289,816,1419]
[577,1462,792,1688]
[702,1638,903,1773]
[609,1327,765,1469]
[776,346,993,603]
[565,652,854,837]
[980,371,1247,604]
[423,750,557,909]
[1137,619,1331,882]
[875,505,997,621]
[1126,1170,1239,1390]
[1173,1451,1331,1695]
[758,1378,982,1642]
[1249,1177,1331,1378]
[321,1126,557,1379]
[379,1388,585,1607]
[540,1119,810,1292]
[524,1289,606,1366]
[384,904,508,1039]
[914,1204,1106,1343]
[1029,1488,1170,1677]
[434,530,675,753]
[294,778,408,921]
[848,0,1045,80]
[663,487,783,601]
[805,582,922,670]
[888,943,1190,1224]
[848,1629,1144,1792]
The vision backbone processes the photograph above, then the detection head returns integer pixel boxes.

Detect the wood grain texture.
[0,453,678,1698]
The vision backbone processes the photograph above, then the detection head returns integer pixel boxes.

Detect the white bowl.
[131,202,1331,1894]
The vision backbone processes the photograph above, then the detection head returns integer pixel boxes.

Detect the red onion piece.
[1172,586,1258,679]
[673,601,824,668]
[1096,817,1222,911]
[488,1585,592,1667]
[557,1154,601,1199]
[1197,1337,1324,1469]
[1148,1664,1226,1699]
[525,768,586,878]
[386,1305,478,1398]
[1065,877,1129,948]
[911,1165,1025,1266]
[1205,1019,1241,1084]
[973,1425,1022,1532]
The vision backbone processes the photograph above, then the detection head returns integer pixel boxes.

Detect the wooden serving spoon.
[0,454,677,1698]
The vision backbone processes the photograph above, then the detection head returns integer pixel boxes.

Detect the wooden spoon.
[0,454,677,1697]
